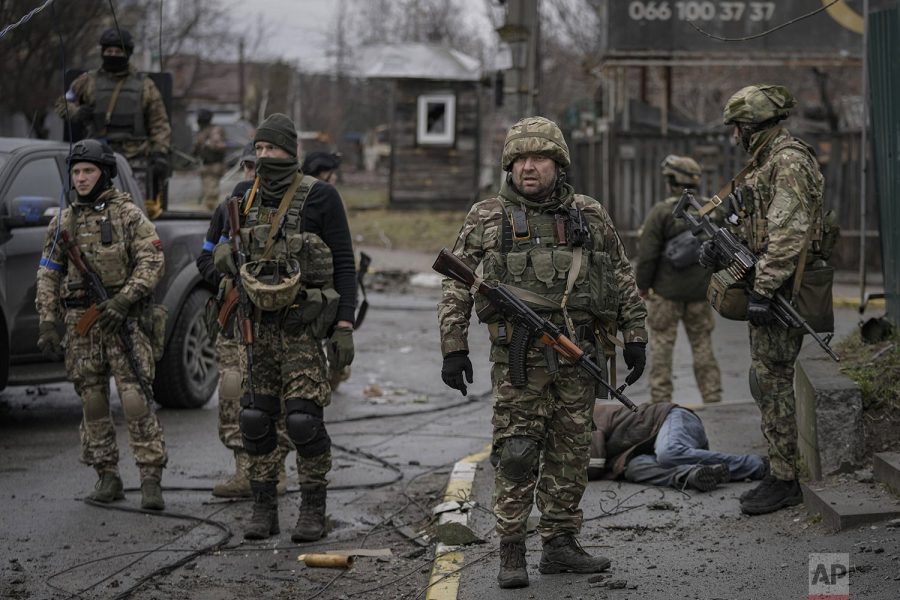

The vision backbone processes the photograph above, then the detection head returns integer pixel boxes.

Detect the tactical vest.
[741,138,824,256]
[477,195,620,332]
[62,193,134,297]
[92,71,147,143]
[197,126,226,164]
[240,175,334,290]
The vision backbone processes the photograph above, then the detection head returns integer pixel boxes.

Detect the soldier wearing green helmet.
[438,116,647,588]
[636,155,722,405]
[700,84,827,516]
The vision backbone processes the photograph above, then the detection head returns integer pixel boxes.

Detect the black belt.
[63,297,92,309]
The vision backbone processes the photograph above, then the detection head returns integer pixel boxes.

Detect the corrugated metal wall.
[868,7,900,324]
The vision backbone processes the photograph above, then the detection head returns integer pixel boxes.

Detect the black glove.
[699,240,727,270]
[623,342,647,386]
[37,321,63,360]
[151,152,170,180]
[441,351,473,396]
[747,291,777,327]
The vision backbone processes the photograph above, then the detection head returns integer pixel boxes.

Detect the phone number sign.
[608,0,863,55]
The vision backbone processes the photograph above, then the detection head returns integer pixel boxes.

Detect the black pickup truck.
[0,137,217,408]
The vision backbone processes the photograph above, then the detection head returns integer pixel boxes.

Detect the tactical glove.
[623,342,647,386]
[747,291,777,327]
[699,240,727,271]
[441,351,473,396]
[97,293,132,335]
[329,326,355,370]
[37,321,63,360]
[213,243,238,276]
[151,152,170,180]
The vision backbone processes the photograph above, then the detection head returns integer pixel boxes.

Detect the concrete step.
[802,479,900,532]
[873,452,900,496]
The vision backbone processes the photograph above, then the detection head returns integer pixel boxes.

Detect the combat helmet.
[660,155,701,186]
[99,28,134,55]
[723,84,795,125]
[501,116,570,171]
[67,139,118,179]
[240,259,303,312]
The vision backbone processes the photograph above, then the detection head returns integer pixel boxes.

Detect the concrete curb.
[425,445,491,600]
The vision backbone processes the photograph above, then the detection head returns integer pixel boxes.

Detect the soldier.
[213,113,357,541]
[438,117,647,589]
[35,140,167,510]
[636,155,722,404]
[56,28,171,200]
[194,108,227,211]
[701,85,825,515]
[196,145,289,499]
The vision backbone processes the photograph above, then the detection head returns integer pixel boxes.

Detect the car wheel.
[154,288,217,408]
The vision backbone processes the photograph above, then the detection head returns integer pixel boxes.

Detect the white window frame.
[417,93,456,145]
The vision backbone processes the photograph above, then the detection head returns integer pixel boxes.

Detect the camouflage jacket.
[36,188,165,323]
[56,66,171,161]
[194,124,227,166]
[733,127,824,297]
[438,178,646,359]
[635,195,714,303]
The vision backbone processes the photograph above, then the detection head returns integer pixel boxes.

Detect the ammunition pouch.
[790,261,834,333]
[281,287,340,339]
[139,303,168,362]
[706,269,749,321]
[240,258,302,312]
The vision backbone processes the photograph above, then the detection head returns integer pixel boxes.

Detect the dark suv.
[0,137,217,408]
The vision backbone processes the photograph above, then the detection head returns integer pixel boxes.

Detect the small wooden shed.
[360,43,482,208]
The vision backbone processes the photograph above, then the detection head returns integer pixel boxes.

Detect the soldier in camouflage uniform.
[438,117,647,588]
[701,85,825,515]
[636,155,721,404]
[213,114,357,542]
[194,108,227,211]
[36,140,167,510]
[56,28,171,200]
[196,152,291,498]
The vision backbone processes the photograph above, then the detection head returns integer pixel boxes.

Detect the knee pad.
[218,369,242,403]
[497,437,539,483]
[121,388,150,421]
[285,398,330,458]
[749,367,762,402]
[82,388,109,422]
[239,393,280,456]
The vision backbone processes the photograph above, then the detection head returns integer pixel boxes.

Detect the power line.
[688,0,842,42]
[0,0,55,42]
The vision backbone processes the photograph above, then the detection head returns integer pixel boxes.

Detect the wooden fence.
[569,129,881,272]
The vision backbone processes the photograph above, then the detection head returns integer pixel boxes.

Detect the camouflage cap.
[660,154,701,186]
[723,84,796,125]
[501,116,570,171]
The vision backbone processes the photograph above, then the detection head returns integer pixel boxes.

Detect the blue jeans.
[624,408,766,487]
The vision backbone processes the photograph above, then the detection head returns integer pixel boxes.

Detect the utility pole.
[497,0,540,117]
[238,37,246,122]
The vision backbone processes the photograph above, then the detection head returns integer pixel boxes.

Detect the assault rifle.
[60,230,157,403]
[218,197,256,401]
[673,190,839,362]
[433,248,638,412]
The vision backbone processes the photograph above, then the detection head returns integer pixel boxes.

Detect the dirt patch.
[835,328,900,457]
[348,208,466,255]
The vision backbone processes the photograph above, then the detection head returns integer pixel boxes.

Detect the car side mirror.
[2,196,61,228]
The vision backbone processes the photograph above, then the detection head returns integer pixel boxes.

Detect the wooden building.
[360,43,482,208]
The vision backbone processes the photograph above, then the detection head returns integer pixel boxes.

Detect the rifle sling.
[101,77,128,135]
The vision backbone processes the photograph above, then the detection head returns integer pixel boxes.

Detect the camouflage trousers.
[64,309,167,479]
[490,361,594,541]
[239,320,332,485]
[647,295,722,404]
[200,163,225,211]
[216,335,292,456]
[749,323,803,480]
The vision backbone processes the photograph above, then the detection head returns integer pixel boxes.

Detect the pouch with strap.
[788,240,835,333]
[663,229,702,270]
[706,269,749,321]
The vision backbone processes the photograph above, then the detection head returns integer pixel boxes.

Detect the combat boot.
[739,457,770,502]
[212,451,252,498]
[539,534,611,574]
[740,475,802,515]
[244,481,279,540]
[89,471,124,503]
[684,463,730,492]
[497,534,529,589]
[140,478,165,511]
[291,483,327,542]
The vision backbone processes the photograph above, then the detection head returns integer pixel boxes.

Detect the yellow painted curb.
[425,444,491,600]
